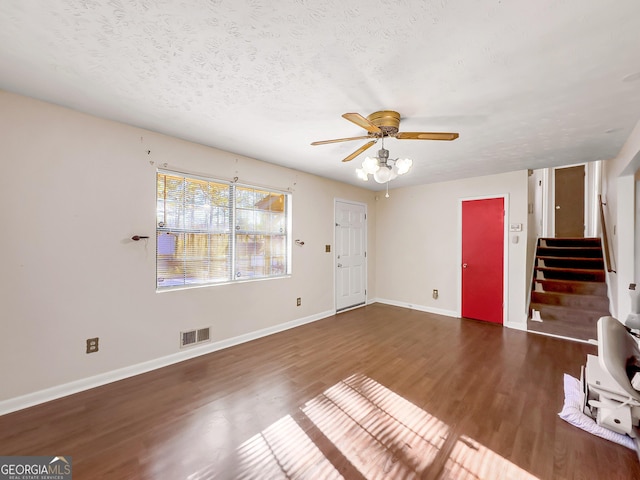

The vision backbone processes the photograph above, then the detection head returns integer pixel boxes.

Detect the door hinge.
[364,251,367,257]
[365,213,367,220]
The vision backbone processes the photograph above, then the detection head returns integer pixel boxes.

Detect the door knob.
[337,263,342,268]
[462,263,468,268]
[555,205,561,209]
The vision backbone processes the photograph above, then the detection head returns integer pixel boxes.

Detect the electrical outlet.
[325,245,331,253]
[432,289,439,300]
[296,297,301,306]
[86,337,99,354]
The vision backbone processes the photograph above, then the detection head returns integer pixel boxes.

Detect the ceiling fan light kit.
[311,110,458,192]
[356,142,413,184]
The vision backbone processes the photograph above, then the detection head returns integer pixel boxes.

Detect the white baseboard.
[371,298,458,318]
[0,310,334,416]
[504,320,528,331]
[374,298,529,332]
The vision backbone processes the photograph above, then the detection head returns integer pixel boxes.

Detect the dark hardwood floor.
[1,304,638,479]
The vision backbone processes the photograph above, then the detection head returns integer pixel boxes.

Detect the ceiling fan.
[311,110,459,162]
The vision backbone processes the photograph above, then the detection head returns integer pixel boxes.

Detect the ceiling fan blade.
[342,141,376,162]
[311,135,372,146]
[396,132,459,141]
[342,113,382,135]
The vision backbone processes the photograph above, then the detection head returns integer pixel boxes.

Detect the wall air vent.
[180,327,211,348]
[181,330,197,347]
[197,327,210,342]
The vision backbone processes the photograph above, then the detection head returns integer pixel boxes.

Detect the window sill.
[156,274,292,293]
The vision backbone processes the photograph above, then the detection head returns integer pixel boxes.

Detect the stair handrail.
[599,194,616,273]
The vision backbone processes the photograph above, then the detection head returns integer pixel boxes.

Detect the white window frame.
[156,170,292,291]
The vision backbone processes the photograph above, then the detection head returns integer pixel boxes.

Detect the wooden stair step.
[535,266,605,282]
[527,318,597,342]
[539,237,602,248]
[529,303,609,324]
[536,246,603,258]
[534,279,607,295]
[531,291,610,310]
[536,256,604,269]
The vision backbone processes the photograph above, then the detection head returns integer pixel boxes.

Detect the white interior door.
[335,200,367,311]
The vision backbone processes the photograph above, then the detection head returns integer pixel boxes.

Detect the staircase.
[528,237,610,341]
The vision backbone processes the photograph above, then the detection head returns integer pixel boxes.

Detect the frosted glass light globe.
[395,158,413,175]
[373,166,392,184]
[361,156,380,175]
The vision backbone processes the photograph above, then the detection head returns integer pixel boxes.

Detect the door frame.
[553,164,586,238]
[334,198,368,313]
[544,162,599,238]
[456,194,509,324]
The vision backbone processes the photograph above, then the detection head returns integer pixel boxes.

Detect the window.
[156,171,291,290]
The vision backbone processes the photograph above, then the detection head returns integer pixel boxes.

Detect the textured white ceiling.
[1,0,640,190]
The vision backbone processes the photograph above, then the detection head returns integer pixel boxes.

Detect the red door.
[461,198,504,324]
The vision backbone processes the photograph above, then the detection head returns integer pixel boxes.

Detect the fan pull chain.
[385,181,390,198]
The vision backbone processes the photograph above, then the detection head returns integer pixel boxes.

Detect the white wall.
[374,170,529,329]
[0,91,376,405]
[527,169,544,290]
[603,120,640,319]
[585,161,602,238]
[636,172,640,285]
